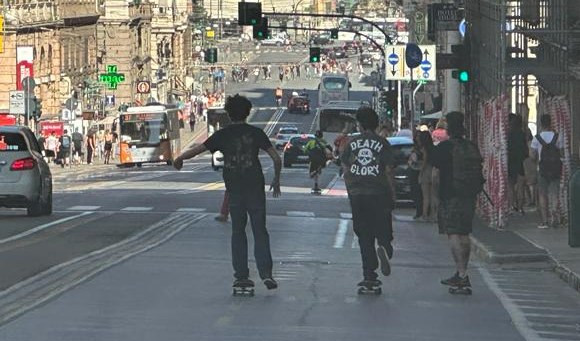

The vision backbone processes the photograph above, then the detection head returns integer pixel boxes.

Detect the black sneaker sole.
[377,246,391,276]
[263,278,278,290]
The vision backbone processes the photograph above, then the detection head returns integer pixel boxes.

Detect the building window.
[48,45,53,70]
[40,47,45,73]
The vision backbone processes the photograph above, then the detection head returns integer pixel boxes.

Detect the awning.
[421,111,442,120]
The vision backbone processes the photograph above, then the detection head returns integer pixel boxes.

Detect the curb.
[470,235,551,264]
[554,263,580,293]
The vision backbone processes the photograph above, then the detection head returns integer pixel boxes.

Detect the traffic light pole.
[262,12,393,45]
[267,25,385,59]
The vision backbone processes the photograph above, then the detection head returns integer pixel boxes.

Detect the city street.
[1,53,580,341]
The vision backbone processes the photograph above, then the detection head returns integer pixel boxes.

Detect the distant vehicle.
[317,101,367,143]
[275,126,299,149]
[282,134,315,168]
[0,125,52,216]
[207,107,231,170]
[117,104,181,167]
[388,136,414,201]
[260,36,289,46]
[360,53,374,65]
[310,32,332,45]
[287,96,310,115]
[318,73,351,107]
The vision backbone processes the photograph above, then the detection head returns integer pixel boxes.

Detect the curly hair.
[224,94,252,121]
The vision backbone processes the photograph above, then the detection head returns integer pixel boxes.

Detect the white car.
[260,36,289,46]
[275,126,299,149]
[0,126,52,216]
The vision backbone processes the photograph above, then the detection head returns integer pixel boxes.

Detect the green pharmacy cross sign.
[99,65,125,90]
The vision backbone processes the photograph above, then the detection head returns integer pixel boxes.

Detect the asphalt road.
[1,55,580,340]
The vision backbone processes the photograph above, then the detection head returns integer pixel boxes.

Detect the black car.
[310,33,332,45]
[283,134,315,168]
[387,136,414,202]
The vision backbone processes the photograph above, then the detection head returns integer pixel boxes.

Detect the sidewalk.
[49,124,207,177]
[471,209,580,293]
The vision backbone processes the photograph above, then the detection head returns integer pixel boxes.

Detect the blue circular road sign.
[420,60,432,72]
[388,53,399,66]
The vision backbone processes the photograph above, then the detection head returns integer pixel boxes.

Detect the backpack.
[451,139,485,197]
[61,136,71,149]
[307,140,327,165]
[536,133,562,180]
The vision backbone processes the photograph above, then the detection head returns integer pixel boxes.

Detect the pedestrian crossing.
[58,205,354,220]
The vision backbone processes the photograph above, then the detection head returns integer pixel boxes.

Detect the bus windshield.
[322,77,348,91]
[319,109,358,133]
[120,112,168,144]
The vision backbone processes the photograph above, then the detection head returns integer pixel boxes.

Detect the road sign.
[105,95,115,106]
[136,81,151,94]
[9,91,25,115]
[61,108,72,121]
[206,30,215,38]
[386,45,437,82]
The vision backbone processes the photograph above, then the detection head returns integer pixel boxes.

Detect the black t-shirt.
[431,139,456,200]
[340,131,394,196]
[508,129,528,177]
[203,123,272,193]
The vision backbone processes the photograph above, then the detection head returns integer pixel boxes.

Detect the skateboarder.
[174,94,282,293]
[304,130,332,194]
[340,107,396,292]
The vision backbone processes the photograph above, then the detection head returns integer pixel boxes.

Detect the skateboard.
[448,286,472,295]
[357,281,382,295]
[311,189,322,195]
[233,286,255,297]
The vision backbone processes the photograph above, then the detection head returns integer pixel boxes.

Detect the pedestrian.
[58,129,72,168]
[215,191,230,222]
[189,113,196,132]
[278,66,284,83]
[44,131,58,164]
[173,94,282,292]
[530,114,563,228]
[72,128,84,165]
[507,114,528,215]
[296,64,301,78]
[431,111,484,294]
[340,107,396,290]
[267,64,272,79]
[96,130,105,160]
[104,130,113,165]
[523,141,538,207]
[303,130,333,194]
[253,67,260,83]
[418,131,435,222]
[333,124,354,176]
[86,132,96,165]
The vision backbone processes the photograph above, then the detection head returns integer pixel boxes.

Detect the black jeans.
[228,190,273,280]
[349,194,394,280]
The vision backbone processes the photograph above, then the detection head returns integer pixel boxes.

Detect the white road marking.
[340,212,352,219]
[393,214,415,222]
[333,219,349,248]
[286,211,315,217]
[121,207,153,212]
[67,206,101,211]
[176,208,207,212]
[351,235,359,249]
[0,212,94,245]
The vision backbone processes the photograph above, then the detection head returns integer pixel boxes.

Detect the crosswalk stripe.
[393,214,414,222]
[286,211,315,217]
[67,206,101,211]
[333,219,349,248]
[176,208,207,212]
[121,207,153,212]
[340,212,352,219]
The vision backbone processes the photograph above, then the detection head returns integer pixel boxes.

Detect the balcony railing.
[2,1,58,27]
[129,1,153,20]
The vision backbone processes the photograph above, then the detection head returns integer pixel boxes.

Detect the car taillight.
[10,157,36,171]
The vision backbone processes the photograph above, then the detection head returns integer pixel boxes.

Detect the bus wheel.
[136,163,143,168]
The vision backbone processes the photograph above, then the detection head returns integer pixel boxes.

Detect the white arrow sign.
[386,45,437,82]
[9,90,25,115]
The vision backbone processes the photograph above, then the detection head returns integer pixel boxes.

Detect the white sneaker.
[537,224,549,229]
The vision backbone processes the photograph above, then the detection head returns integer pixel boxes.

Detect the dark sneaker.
[233,279,255,288]
[263,278,278,290]
[441,273,471,287]
[377,245,391,276]
[214,215,228,222]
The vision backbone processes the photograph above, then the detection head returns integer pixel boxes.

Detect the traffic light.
[451,43,470,83]
[253,17,269,40]
[238,2,262,25]
[309,47,321,63]
[31,97,42,119]
[330,29,339,39]
[379,90,397,119]
[204,47,218,63]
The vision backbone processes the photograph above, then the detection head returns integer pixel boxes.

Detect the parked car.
[387,136,414,201]
[310,32,332,45]
[275,126,300,149]
[287,96,311,115]
[0,125,52,216]
[283,134,315,167]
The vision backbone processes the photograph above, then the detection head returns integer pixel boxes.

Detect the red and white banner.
[16,61,34,91]
[40,121,64,137]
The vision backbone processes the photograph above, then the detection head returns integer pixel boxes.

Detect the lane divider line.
[0,212,94,245]
[333,219,349,249]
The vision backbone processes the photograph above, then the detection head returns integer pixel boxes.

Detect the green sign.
[99,65,125,90]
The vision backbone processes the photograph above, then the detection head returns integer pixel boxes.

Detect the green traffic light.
[251,19,257,25]
[311,57,318,62]
[258,32,263,37]
[459,70,469,83]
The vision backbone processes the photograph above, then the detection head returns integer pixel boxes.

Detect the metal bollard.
[569,169,580,247]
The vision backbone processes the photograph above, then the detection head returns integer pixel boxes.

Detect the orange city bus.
[117,104,181,167]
